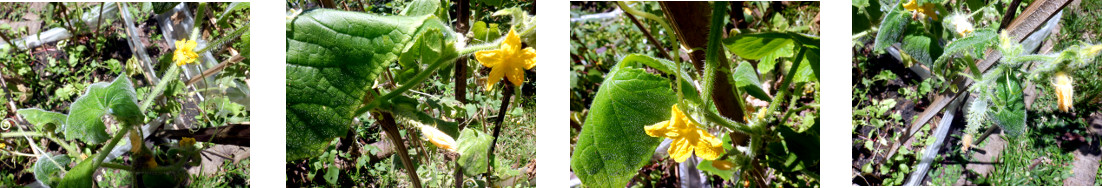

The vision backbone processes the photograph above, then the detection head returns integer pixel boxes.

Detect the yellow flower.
[644,105,725,162]
[0,142,5,148]
[420,125,457,152]
[961,134,973,152]
[903,0,939,21]
[475,29,536,91]
[180,137,196,147]
[173,39,199,66]
[1053,72,1073,112]
[711,159,735,170]
[948,14,973,36]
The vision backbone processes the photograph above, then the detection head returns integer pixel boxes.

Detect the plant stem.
[457,41,500,56]
[485,84,514,186]
[140,64,181,113]
[191,2,208,41]
[356,53,459,117]
[0,131,45,138]
[764,46,807,120]
[95,2,105,35]
[99,162,133,171]
[92,124,133,168]
[0,149,36,157]
[46,134,79,155]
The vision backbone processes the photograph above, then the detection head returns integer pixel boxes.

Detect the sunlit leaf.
[571,65,676,188]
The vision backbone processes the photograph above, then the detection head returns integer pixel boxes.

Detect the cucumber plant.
[285,0,536,187]
[0,2,250,187]
[854,0,1102,185]
[569,2,819,187]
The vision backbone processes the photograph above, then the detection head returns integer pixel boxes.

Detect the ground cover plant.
[569,1,819,187]
[284,0,535,187]
[852,0,1102,185]
[0,2,250,187]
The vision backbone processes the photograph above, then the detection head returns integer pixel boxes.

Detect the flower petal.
[693,131,725,160]
[485,65,506,91]
[475,50,504,68]
[503,29,522,53]
[505,65,525,86]
[520,48,537,69]
[668,138,693,163]
[644,121,672,137]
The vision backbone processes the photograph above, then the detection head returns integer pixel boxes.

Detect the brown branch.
[452,0,471,186]
[185,54,245,86]
[153,123,250,146]
[485,84,514,185]
[660,2,748,123]
[374,111,423,188]
[453,0,471,105]
[318,0,336,9]
[621,6,672,60]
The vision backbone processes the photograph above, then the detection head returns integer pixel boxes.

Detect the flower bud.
[420,126,457,152]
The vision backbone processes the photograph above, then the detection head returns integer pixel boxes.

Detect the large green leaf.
[65,76,141,145]
[57,158,95,188]
[33,153,70,187]
[571,65,677,188]
[994,72,1026,136]
[723,32,795,60]
[874,7,909,52]
[455,128,492,176]
[732,61,771,101]
[285,9,456,161]
[17,108,66,133]
[901,34,939,66]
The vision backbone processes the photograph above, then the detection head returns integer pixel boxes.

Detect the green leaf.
[456,128,492,176]
[732,61,771,101]
[65,76,141,144]
[723,32,795,60]
[993,71,1026,136]
[471,21,501,43]
[57,158,95,188]
[805,47,820,79]
[853,0,871,10]
[874,8,909,52]
[324,165,339,184]
[570,66,677,188]
[698,159,737,182]
[398,23,453,82]
[621,54,702,104]
[901,34,939,66]
[17,108,66,133]
[152,2,176,14]
[937,28,997,66]
[33,153,70,187]
[215,2,250,28]
[285,9,456,161]
[401,0,440,16]
[793,51,818,83]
